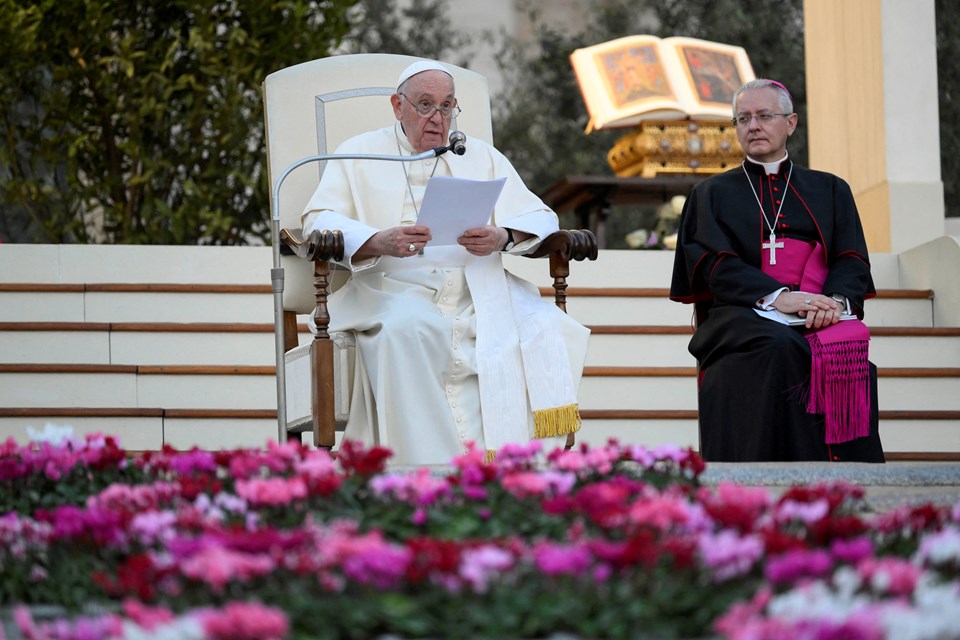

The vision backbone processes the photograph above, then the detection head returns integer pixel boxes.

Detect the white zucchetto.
[396,60,452,89]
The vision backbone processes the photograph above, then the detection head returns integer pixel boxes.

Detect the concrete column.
[803,0,944,254]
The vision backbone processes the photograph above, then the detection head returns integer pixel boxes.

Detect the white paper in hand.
[416,176,506,245]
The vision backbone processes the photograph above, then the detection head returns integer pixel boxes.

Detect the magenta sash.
[762,239,871,444]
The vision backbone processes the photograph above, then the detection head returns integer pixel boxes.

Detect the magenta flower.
[334,532,412,589]
[533,541,592,576]
[830,536,874,565]
[765,549,833,585]
[169,449,217,475]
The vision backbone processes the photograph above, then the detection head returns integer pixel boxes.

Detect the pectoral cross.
[763,232,784,265]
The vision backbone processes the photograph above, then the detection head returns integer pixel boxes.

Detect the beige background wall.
[804,0,945,253]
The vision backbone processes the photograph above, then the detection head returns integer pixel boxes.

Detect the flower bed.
[1,433,959,640]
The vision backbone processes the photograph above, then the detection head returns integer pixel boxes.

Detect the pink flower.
[699,483,771,532]
[199,601,289,640]
[493,441,543,470]
[179,545,276,592]
[549,448,587,473]
[87,482,179,514]
[459,545,514,592]
[13,605,124,640]
[501,470,576,499]
[628,491,703,532]
[294,449,338,481]
[699,530,765,581]
[857,557,920,596]
[122,600,175,631]
[369,468,451,506]
[129,510,177,546]
[775,498,830,524]
[765,549,833,585]
[235,476,307,506]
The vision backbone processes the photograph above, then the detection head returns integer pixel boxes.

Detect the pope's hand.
[458,226,507,256]
[359,225,432,259]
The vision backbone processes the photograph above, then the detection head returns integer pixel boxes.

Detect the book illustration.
[599,44,675,108]
[680,45,744,106]
[571,35,756,131]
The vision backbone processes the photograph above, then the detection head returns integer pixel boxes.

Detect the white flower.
[916,525,960,568]
[26,422,75,445]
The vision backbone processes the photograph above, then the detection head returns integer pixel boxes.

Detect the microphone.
[448,130,466,155]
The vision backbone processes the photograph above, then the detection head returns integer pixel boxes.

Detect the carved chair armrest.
[279,227,345,263]
[522,229,598,313]
[524,229,599,263]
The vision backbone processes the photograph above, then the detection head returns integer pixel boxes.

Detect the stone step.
[585,326,960,368]
[2,322,958,368]
[1,283,934,328]
[3,365,954,412]
[579,368,960,411]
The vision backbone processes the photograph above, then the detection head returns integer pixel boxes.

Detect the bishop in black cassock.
[669,79,884,463]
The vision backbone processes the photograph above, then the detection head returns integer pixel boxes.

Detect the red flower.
[336,440,393,477]
[405,537,462,583]
[97,553,162,600]
[760,527,809,555]
[810,515,868,545]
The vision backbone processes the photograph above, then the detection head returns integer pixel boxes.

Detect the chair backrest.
[262,53,494,314]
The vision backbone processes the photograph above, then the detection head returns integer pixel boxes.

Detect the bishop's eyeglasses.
[732,112,792,127]
[400,94,462,120]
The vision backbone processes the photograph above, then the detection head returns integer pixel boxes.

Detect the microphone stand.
[270,142,459,443]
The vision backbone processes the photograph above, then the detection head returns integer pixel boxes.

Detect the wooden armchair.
[263,54,597,449]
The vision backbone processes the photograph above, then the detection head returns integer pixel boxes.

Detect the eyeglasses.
[399,93,461,119]
[732,112,792,127]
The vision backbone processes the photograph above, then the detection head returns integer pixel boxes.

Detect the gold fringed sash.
[533,403,582,439]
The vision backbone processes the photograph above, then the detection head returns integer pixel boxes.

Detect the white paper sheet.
[416,176,507,245]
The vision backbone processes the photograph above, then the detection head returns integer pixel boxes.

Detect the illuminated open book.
[570,35,755,132]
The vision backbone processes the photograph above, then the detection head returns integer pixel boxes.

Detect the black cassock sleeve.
[670,176,785,309]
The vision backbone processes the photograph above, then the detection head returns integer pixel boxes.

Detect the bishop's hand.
[774,291,844,329]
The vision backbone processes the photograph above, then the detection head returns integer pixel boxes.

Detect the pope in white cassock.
[301,59,590,465]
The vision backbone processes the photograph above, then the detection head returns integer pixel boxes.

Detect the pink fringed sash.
[763,239,871,443]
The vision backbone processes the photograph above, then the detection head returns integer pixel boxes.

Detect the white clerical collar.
[395,122,417,154]
[746,152,790,175]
